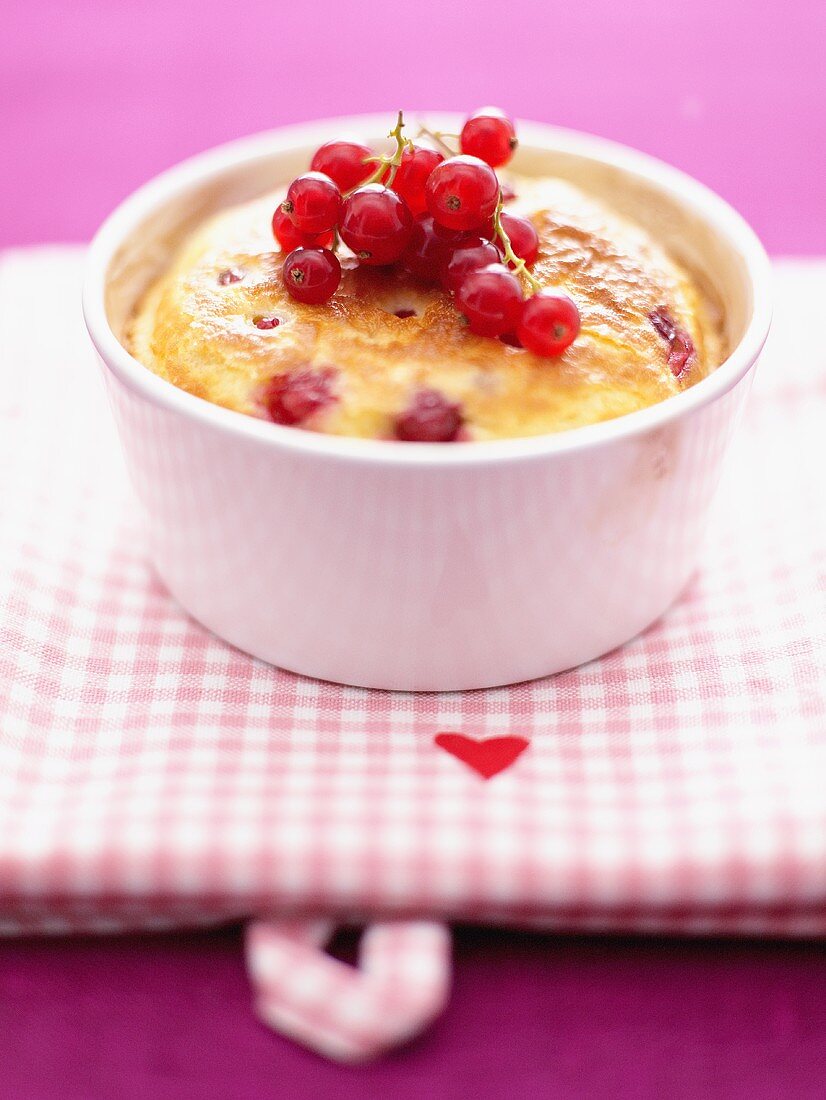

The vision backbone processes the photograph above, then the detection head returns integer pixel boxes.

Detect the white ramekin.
[83,114,771,690]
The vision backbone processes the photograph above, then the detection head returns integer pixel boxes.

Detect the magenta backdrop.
[4,0,825,252]
[4,929,826,1100]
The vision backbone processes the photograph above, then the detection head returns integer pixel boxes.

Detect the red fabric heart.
[434,733,529,779]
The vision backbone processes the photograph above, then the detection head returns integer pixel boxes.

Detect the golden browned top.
[127,175,724,440]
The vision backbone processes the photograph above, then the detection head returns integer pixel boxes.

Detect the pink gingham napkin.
[1,248,825,1058]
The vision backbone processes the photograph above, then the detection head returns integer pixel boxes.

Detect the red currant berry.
[497,212,539,267]
[454,263,523,338]
[264,368,337,426]
[394,389,463,442]
[271,207,333,252]
[471,215,497,241]
[440,237,501,293]
[339,184,413,265]
[401,213,453,282]
[499,331,523,347]
[253,315,280,330]
[282,248,341,305]
[282,172,341,235]
[273,207,306,252]
[517,290,581,357]
[389,144,444,216]
[310,140,375,192]
[432,220,474,245]
[460,108,518,168]
[425,155,500,231]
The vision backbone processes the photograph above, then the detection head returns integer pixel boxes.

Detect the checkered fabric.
[1,249,825,943]
[247,918,452,1061]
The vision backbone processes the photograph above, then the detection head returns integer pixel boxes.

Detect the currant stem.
[349,110,413,193]
[493,194,541,291]
[415,125,457,157]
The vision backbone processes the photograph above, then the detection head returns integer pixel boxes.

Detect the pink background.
[4,1,826,1095]
[4,0,824,253]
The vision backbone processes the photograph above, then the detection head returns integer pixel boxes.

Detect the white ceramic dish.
[83,114,771,690]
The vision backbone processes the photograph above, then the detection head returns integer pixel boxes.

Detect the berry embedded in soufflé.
[649,306,696,378]
[263,367,338,426]
[394,389,464,442]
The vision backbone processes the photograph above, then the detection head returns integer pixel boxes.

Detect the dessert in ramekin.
[84,114,770,690]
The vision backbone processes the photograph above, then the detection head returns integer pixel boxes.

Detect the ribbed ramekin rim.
[82,113,772,468]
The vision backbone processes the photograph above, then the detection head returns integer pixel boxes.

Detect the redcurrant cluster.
[272,109,580,358]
